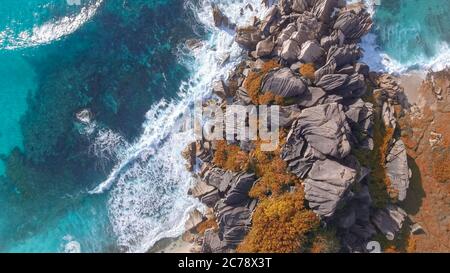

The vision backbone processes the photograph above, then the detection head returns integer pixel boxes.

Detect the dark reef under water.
[0,0,203,252]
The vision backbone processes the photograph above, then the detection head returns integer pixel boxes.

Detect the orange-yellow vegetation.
[373,224,413,253]
[237,190,320,253]
[244,59,281,105]
[212,140,250,172]
[299,63,316,81]
[196,218,219,235]
[431,149,450,183]
[248,134,300,199]
[257,91,284,105]
[310,229,341,253]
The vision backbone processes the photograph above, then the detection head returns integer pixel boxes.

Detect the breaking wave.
[0,0,103,50]
[351,0,450,73]
[89,0,268,252]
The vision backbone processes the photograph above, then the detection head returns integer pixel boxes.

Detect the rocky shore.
[180,0,426,253]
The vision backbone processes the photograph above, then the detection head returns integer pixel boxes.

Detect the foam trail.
[90,0,268,252]
[0,0,103,50]
[349,0,450,73]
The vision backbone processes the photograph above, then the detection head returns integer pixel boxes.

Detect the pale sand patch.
[399,70,427,105]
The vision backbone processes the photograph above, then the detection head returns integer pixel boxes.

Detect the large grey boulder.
[294,12,321,41]
[235,26,263,50]
[279,105,302,128]
[371,205,407,240]
[345,99,374,145]
[217,206,252,249]
[292,0,311,13]
[321,29,345,51]
[316,73,366,98]
[256,37,275,58]
[312,0,339,23]
[327,44,362,67]
[333,9,372,41]
[338,184,378,252]
[203,167,234,193]
[299,40,325,63]
[385,139,411,201]
[260,5,280,34]
[261,68,308,98]
[297,87,327,108]
[202,229,228,253]
[304,159,357,217]
[190,177,216,198]
[280,39,301,63]
[295,103,352,158]
[281,131,325,179]
[276,23,297,46]
[224,173,257,206]
[316,73,349,91]
[201,189,221,207]
[314,58,336,82]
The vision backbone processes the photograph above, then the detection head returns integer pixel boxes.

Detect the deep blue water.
[0,0,200,252]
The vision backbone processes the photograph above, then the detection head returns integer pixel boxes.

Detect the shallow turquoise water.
[373,0,450,69]
[0,52,35,173]
[0,0,199,252]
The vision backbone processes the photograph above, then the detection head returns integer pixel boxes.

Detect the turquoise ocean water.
[0,0,448,252]
[0,0,200,252]
[362,0,450,72]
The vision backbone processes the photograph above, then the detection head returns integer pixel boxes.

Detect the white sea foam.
[88,0,268,253]
[0,0,103,50]
[348,0,450,73]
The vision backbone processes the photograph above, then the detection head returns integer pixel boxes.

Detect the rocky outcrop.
[188,0,416,254]
[316,73,366,98]
[294,103,352,159]
[333,9,372,41]
[371,205,407,241]
[385,139,411,201]
[212,4,234,29]
[194,165,257,252]
[235,26,263,51]
[304,159,357,217]
[345,99,374,149]
[312,0,339,23]
[298,40,324,63]
[327,44,362,67]
[261,68,308,97]
[255,37,275,58]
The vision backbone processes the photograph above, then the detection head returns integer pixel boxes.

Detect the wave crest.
[0,0,103,50]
